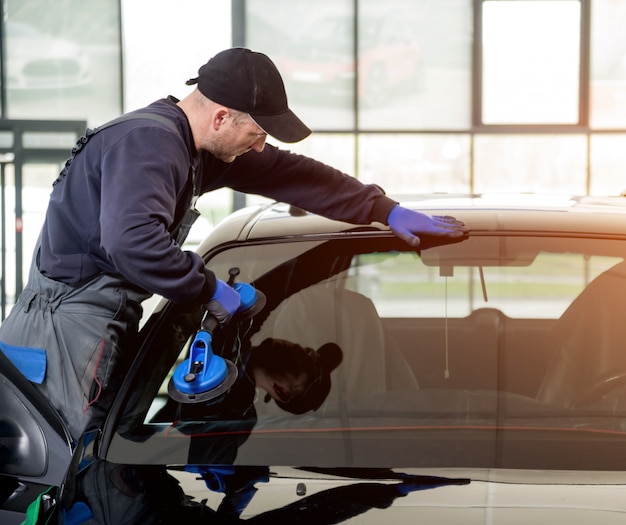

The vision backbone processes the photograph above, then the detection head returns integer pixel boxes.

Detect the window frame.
[234,0,626,199]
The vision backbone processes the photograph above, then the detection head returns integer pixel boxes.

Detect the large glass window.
[358,134,471,194]
[358,0,472,130]
[242,0,626,200]
[473,134,588,194]
[481,0,581,125]
[590,134,626,195]
[246,0,472,132]
[3,0,122,125]
[120,0,232,112]
[246,0,355,130]
[590,0,626,128]
[278,133,356,178]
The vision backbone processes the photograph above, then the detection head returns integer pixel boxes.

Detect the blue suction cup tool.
[168,330,238,404]
[168,267,266,404]
[228,267,266,320]
[233,282,266,319]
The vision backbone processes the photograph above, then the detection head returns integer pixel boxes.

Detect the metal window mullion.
[473,0,484,128]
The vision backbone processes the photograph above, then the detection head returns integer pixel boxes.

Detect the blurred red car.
[275,15,423,107]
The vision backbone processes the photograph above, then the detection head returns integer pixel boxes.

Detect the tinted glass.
[111,231,626,472]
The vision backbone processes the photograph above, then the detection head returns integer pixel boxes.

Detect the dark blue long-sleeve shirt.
[39,97,396,303]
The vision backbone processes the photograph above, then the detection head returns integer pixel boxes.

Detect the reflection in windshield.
[61,460,469,524]
[112,234,626,474]
[154,333,343,465]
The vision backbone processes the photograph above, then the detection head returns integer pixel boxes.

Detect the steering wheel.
[574,373,626,407]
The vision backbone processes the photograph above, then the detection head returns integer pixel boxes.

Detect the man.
[0,47,467,440]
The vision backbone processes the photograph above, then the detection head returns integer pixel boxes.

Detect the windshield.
[108,233,626,472]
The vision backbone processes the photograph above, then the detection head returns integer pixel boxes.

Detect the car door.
[0,350,73,525]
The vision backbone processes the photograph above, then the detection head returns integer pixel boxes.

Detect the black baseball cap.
[186,47,311,144]
[275,342,343,415]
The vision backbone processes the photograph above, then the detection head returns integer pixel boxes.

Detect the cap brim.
[252,109,311,144]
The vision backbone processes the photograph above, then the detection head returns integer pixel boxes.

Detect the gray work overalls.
[0,113,198,440]
[0,252,150,439]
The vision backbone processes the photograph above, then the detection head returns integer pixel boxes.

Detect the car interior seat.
[251,284,419,415]
[536,261,626,408]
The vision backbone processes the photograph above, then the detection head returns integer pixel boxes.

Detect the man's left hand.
[387,205,468,248]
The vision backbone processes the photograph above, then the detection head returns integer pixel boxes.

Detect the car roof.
[197,194,626,253]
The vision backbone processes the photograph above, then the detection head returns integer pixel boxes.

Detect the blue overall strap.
[0,340,46,383]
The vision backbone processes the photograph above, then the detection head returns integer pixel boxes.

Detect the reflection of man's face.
[253,368,308,404]
[271,371,308,404]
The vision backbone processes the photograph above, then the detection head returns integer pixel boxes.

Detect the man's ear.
[212,107,230,131]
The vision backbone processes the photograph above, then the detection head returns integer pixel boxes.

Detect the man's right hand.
[204,279,241,327]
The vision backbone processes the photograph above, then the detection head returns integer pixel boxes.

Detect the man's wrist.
[199,268,217,303]
[371,195,398,225]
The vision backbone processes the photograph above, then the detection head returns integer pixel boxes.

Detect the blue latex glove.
[387,205,468,248]
[204,279,241,327]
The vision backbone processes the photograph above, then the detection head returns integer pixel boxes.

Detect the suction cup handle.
[227,267,240,286]
[234,282,258,313]
[225,267,261,317]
